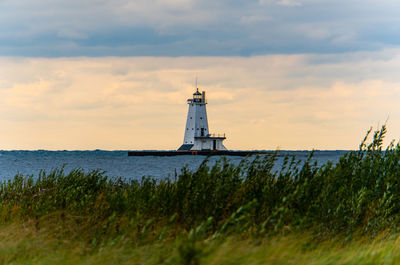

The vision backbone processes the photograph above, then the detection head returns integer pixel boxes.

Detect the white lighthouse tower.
[178,88,227,151]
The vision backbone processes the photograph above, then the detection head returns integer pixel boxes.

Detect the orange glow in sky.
[1,50,400,150]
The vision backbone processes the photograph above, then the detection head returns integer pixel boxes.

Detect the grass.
[2,223,400,264]
[1,125,400,264]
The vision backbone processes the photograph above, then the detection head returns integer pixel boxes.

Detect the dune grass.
[1,125,400,264]
[2,222,400,264]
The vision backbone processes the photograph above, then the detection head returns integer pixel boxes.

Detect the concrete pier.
[128,150,270,156]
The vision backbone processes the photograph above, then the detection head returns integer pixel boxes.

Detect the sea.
[0,150,349,181]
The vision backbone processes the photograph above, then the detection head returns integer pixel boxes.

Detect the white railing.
[209,133,226,138]
[187,99,207,104]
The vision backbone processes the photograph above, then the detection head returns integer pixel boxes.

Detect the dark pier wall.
[128,150,270,157]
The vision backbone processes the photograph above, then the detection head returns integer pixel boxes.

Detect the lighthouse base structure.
[178,135,227,152]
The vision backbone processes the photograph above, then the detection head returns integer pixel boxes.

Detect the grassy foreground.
[2,223,400,264]
[2,126,400,264]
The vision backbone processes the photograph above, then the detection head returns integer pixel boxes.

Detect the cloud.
[1,49,400,150]
[0,0,400,56]
[276,0,302,7]
[240,15,272,25]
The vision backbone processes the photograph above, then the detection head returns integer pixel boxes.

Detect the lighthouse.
[178,88,227,151]
[128,85,267,156]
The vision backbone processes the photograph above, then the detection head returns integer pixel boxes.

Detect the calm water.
[0,150,348,181]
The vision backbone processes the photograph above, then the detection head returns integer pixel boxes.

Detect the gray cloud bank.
[1,0,399,57]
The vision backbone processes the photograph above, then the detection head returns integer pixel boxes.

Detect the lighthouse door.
[201,128,205,136]
[213,140,216,150]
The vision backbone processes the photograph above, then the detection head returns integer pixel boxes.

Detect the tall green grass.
[1,125,400,264]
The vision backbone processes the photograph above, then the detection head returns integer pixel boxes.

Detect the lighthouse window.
[200,117,202,120]
[190,117,192,119]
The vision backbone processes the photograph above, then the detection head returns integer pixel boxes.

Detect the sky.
[1,0,400,150]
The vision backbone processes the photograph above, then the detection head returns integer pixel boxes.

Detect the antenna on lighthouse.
[195,76,198,90]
